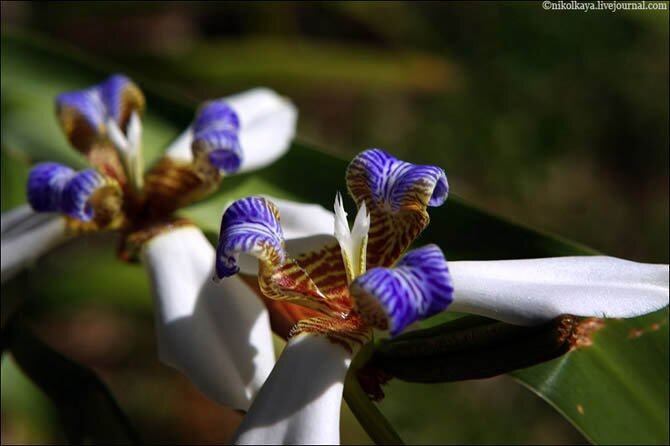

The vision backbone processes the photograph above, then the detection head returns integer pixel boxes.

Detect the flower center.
[333,192,370,284]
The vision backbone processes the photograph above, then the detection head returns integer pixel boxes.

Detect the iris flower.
[0,74,318,410]
[216,149,669,444]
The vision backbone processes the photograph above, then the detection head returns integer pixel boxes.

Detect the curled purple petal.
[216,197,285,279]
[27,163,77,213]
[346,149,449,268]
[199,130,242,172]
[351,244,453,336]
[56,74,144,151]
[348,149,448,212]
[61,169,106,221]
[193,101,243,174]
[99,74,135,124]
[56,87,106,132]
[194,101,240,133]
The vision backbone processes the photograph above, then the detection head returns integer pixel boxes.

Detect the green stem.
[344,342,404,445]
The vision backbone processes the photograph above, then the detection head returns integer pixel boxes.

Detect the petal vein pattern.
[217,197,285,278]
[217,197,352,317]
[56,74,144,182]
[352,244,453,335]
[192,101,243,173]
[346,149,448,268]
[27,162,122,226]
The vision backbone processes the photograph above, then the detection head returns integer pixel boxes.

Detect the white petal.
[164,126,194,162]
[163,88,297,172]
[226,88,297,174]
[448,256,670,326]
[233,334,351,445]
[1,205,69,283]
[141,226,275,410]
[233,196,337,276]
[268,196,335,241]
[1,204,35,232]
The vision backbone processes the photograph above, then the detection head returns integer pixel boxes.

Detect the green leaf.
[6,322,141,444]
[513,309,669,445]
[1,27,667,445]
[105,36,459,94]
[1,146,30,211]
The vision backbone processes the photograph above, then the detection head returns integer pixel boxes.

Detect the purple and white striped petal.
[27,163,77,213]
[98,74,144,128]
[347,149,448,212]
[346,149,448,268]
[56,74,144,153]
[216,197,285,279]
[27,163,121,224]
[61,169,109,221]
[57,87,106,134]
[233,196,337,276]
[193,100,240,133]
[192,101,243,173]
[351,244,453,336]
[163,88,297,174]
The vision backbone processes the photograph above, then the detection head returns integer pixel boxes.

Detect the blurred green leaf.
[1,355,64,444]
[1,27,667,445]
[1,146,30,211]
[110,37,460,94]
[7,322,141,444]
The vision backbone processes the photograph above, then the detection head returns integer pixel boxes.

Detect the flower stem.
[344,342,404,445]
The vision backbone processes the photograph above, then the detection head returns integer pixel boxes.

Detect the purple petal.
[61,169,106,221]
[346,149,449,269]
[193,101,243,174]
[348,149,448,212]
[56,87,106,132]
[194,101,240,133]
[216,197,285,279]
[56,74,144,146]
[99,73,139,125]
[27,163,77,213]
[351,244,453,336]
[199,129,242,172]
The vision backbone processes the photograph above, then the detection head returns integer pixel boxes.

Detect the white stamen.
[333,192,370,283]
[107,117,128,153]
[107,112,144,190]
[126,112,142,157]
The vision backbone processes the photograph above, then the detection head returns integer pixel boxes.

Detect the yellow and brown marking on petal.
[143,155,221,216]
[346,149,448,268]
[289,314,371,353]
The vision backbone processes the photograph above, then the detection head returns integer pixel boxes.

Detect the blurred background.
[1,1,668,444]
